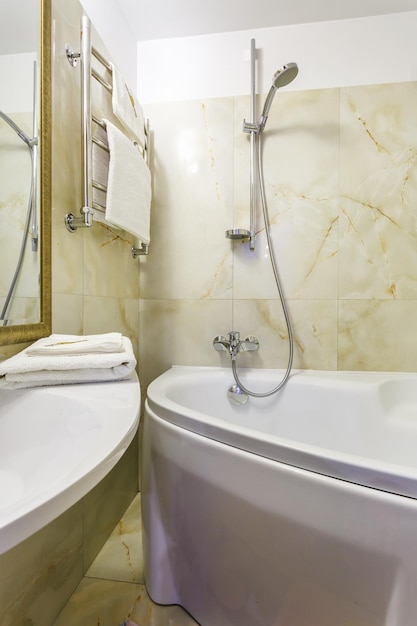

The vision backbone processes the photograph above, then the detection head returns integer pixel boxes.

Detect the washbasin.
[0,373,140,554]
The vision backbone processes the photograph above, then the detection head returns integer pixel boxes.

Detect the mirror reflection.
[0,0,51,344]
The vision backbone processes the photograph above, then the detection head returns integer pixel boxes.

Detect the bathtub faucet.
[213,331,260,360]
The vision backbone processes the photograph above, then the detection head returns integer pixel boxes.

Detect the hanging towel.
[0,335,136,389]
[103,119,151,245]
[92,123,110,211]
[111,63,146,148]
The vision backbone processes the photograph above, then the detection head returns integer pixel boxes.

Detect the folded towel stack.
[0,333,137,389]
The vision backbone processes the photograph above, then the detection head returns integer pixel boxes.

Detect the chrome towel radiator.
[64,16,150,257]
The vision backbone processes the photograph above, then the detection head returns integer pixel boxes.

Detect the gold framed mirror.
[0,0,51,346]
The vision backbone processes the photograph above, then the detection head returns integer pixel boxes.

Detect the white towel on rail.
[111,63,146,148]
[92,124,109,211]
[103,119,151,245]
[0,334,136,389]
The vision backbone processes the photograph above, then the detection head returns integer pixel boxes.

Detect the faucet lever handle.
[213,335,229,351]
[240,336,260,351]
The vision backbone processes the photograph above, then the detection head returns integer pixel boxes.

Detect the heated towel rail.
[64,16,149,257]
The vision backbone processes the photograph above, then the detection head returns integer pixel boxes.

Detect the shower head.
[259,62,298,132]
[0,110,33,147]
[271,62,299,90]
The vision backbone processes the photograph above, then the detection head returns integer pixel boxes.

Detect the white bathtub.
[142,366,417,626]
[0,373,140,555]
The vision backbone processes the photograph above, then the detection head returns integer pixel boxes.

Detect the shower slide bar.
[64,16,149,257]
[226,38,257,251]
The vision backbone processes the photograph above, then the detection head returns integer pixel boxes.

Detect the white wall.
[0,53,37,112]
[137,11,417,103]
[79,0,137,89]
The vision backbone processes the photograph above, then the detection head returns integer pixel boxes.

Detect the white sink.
[0,373,140,554]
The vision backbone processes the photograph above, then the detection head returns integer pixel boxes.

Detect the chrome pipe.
[31,60,38,251]
[66,16,94,231]
[249,38,256,251]
[81,15,92,215]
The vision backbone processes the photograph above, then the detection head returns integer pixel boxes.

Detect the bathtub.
[142,366,417,626]
[0,373,140,555]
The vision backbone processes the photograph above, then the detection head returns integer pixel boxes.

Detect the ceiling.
[117,0,417,41]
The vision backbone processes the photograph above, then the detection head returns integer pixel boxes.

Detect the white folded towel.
[0,334,136,389]
[26,332,124,356]
[103,119,152,245]
[111,63,146,148]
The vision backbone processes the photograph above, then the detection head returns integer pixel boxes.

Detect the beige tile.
[83,222,140,299]
[233,89,339,301]
[82,296,139,362]
[82,439,138,570]
[86,494,143,583]
[338,299,417,371]
[339,82,417,301]
[52,293,83,334]
[52,222,84,295]
[139,298,233,392]
[53,578,141,626]
[139,98,234,301]
[233,299,338,370]
[0,501,83,626]
[54,578,198,626]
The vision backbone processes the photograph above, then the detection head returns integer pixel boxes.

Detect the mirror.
[0,0,51,345]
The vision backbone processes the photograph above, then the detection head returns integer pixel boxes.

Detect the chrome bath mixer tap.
[213,331,259,360]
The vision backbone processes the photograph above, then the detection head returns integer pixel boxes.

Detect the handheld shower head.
[271,62,299,90]
[259,62,298,131]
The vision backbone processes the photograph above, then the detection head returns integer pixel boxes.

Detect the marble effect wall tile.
[83,223,140,299]
[339,300,417,371]
[52,293,83,334]
[85,495,143,583]
[340,82,417,301]
[82,438,138,570]
[232,299,338,371]
[142,83,417,375]
[233,89,339,301]
[139,298,232,393]
[54,578,198,626]
[140,98,234,301]
[0,501,83,626]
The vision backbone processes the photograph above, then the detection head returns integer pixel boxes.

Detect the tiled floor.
[53,494,199,626]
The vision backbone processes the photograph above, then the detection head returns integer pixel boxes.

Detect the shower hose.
[231,132,294,397]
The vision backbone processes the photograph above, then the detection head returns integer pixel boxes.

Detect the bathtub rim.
[146,365,417,501]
